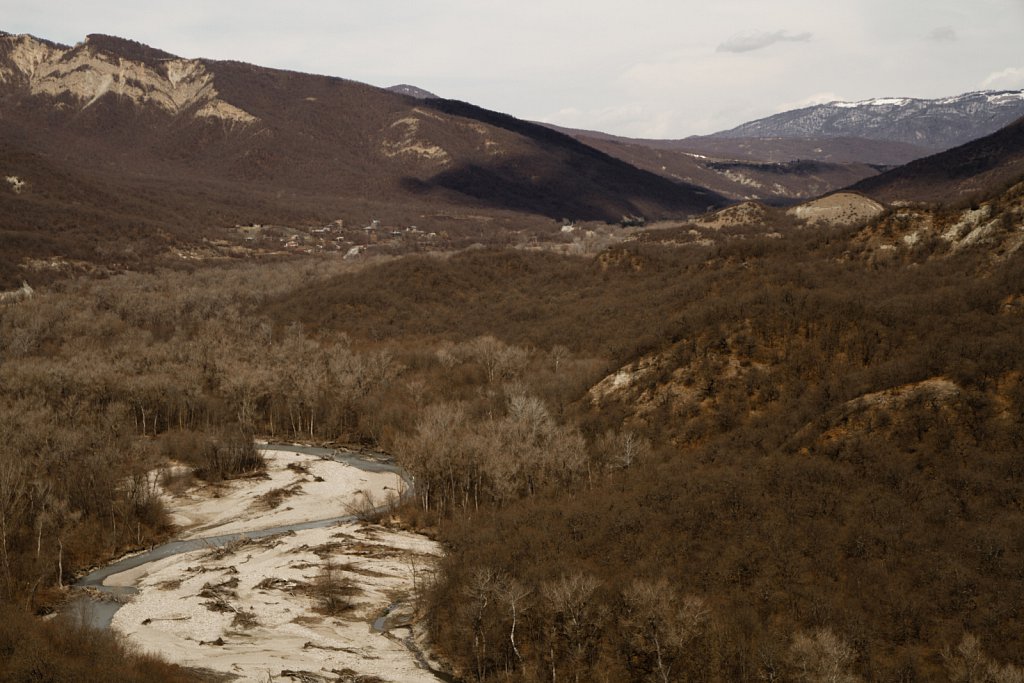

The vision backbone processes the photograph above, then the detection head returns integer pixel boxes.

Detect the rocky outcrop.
[0,33,256,124]
[0,281,34,304]
[788,192,885,226]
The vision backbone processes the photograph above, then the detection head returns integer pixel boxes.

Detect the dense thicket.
[0,257,611,599]
[1,199,1022,681]
[269,246,715,358]
[0,252,623,679]
[268,223,1024,680]
[389,242,1024,681]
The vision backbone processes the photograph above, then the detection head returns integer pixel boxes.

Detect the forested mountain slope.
[0,31,721,284]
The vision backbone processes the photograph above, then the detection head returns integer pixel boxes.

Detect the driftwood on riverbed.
[140,616,190,625]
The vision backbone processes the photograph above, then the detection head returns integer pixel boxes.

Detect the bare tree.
[549,345,571,374]
[462,336,529,383]
[464,566,497,681]
[0,458,26,591]
[622,578,710,683]
[541,572,603,682]
[497,576,532,670]
[944,633,1024,683]
[787,628,861,683]
[597,429,652,471]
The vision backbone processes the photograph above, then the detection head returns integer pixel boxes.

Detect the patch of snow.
[985,91,1024,104]
[869,97,914,106]
[831,97,916,108]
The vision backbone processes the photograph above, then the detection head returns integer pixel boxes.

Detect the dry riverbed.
[104,447,443,682]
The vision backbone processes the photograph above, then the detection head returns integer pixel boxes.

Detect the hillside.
[256,179,1024,680]
[543,123,911,203]
[543,89,1024,203]
[0,32,722,283]
[852,115,1024,204]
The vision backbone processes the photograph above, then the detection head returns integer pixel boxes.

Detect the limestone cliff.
[0,33,256,124]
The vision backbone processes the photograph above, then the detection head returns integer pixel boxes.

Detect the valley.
[0,25,1023,683]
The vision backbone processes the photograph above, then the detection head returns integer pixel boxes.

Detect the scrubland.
[0,194,1022,680]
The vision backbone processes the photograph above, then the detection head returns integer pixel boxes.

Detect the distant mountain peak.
[828,96,917,108]
[0,32,257,125]
[822,90,1024,109]
[713,89,1024,151]
[387,84,438,100]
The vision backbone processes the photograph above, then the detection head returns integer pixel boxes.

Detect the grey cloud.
[716,30,812,53]
[927,26,957,42]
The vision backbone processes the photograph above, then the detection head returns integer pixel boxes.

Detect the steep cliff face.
[0,33,256,124]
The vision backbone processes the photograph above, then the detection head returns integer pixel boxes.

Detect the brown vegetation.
[0,31,728,287]
[0,604,199,682]
[308,557,359,616]
[0,176,1021,680]
[853,115,1024,204]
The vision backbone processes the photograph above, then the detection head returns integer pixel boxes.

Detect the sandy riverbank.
[106,448,443,682]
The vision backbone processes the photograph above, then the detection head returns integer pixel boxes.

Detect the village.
[235,218,441,258]
[228,215,627,262]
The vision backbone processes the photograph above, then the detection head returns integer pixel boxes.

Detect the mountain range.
[550,90,1024,203]
[2,29,1023,282]
[0,32,720,269]
[711,91,1024,152]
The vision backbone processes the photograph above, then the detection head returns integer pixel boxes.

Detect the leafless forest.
[0,189,1022,681]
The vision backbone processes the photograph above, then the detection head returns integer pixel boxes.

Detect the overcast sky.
[3,0,1023,137]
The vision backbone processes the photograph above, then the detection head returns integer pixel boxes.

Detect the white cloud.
[716,30,812,53]
[982,66,1024,89]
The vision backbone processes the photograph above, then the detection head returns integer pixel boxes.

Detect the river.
[69,444,450,682]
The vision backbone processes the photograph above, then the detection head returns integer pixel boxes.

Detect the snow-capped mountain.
[712,90,1024,151]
